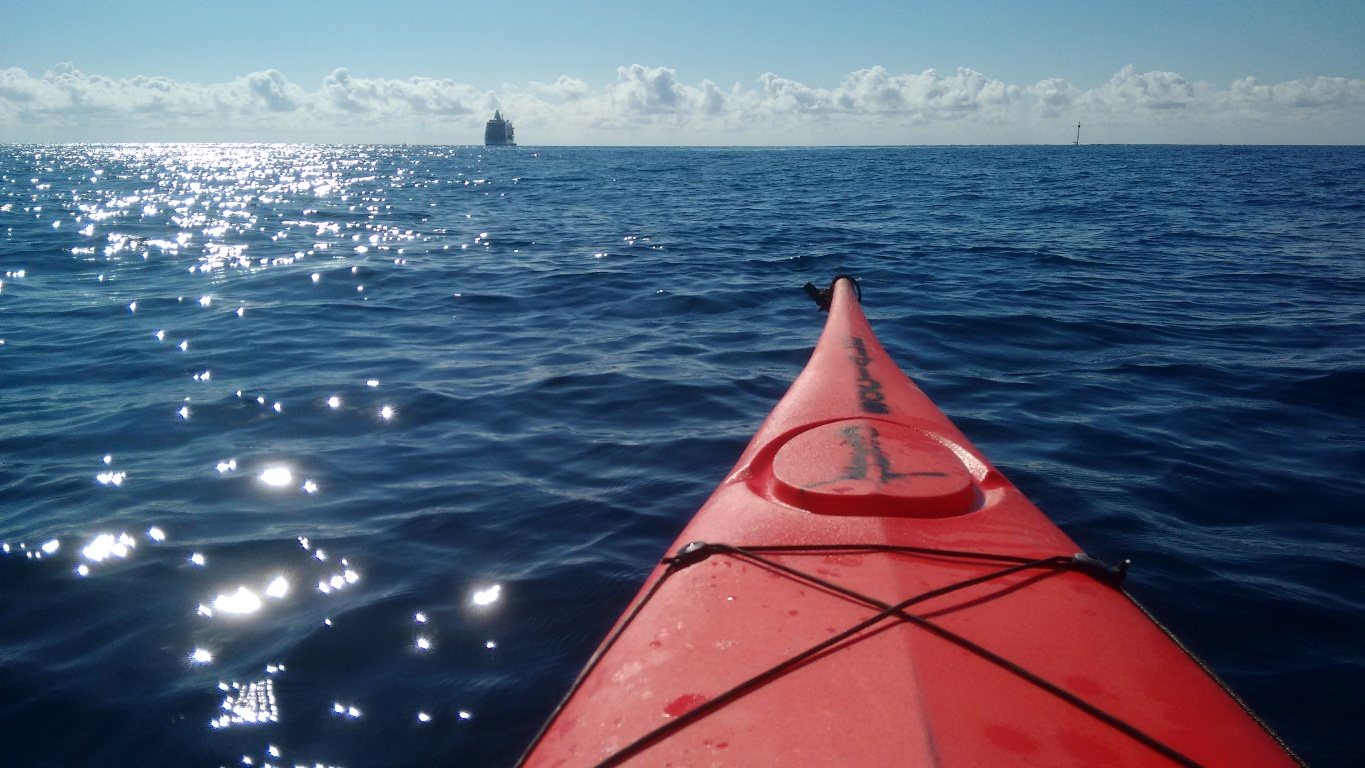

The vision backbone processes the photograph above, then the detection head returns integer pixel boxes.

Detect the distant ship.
[484,111,516,147]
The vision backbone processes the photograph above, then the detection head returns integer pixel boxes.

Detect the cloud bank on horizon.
[2,62,1363,145]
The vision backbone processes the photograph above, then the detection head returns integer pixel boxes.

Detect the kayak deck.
[520,277,1299,767]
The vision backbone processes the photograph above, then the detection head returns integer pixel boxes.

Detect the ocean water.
[0,143,1361,767]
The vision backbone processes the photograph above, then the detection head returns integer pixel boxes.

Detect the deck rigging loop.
[584,542,1201,768]
[517,541,1207,768]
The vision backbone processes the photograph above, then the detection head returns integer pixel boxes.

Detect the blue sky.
[2,0,1363,144]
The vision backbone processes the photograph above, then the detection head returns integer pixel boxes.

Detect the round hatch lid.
[771,419,976,518]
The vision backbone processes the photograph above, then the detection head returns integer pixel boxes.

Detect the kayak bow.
[520,276,1299,767]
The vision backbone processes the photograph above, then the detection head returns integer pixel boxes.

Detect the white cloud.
[602,65,726,120]
[0,62,1362,144]
[1226,75,1365,109]
[611,64,684,114]
[318,68,487,116]
[750,66,1018,120]
[530,75,590,102]
[2,63,202,117]
[1029,77,1081,118]
[1082,64,1202,112]
[237,70,307,113]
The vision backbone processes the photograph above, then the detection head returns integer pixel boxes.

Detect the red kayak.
[520,276,1300,767]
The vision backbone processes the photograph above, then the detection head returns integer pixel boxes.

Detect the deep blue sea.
[1,144,1361,767]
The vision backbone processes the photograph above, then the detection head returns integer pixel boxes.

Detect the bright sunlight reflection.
[212,586,263,615]
[83,532,135,562]
[210,678,279,729]
[265,576,289,599]
[259,467,292,487]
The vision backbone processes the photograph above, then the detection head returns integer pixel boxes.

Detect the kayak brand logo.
[800,423,949,491]
[845,336,890,414]
[836,424,914,485]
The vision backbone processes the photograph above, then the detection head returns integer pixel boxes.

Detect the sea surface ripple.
[0,144,1361,767]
